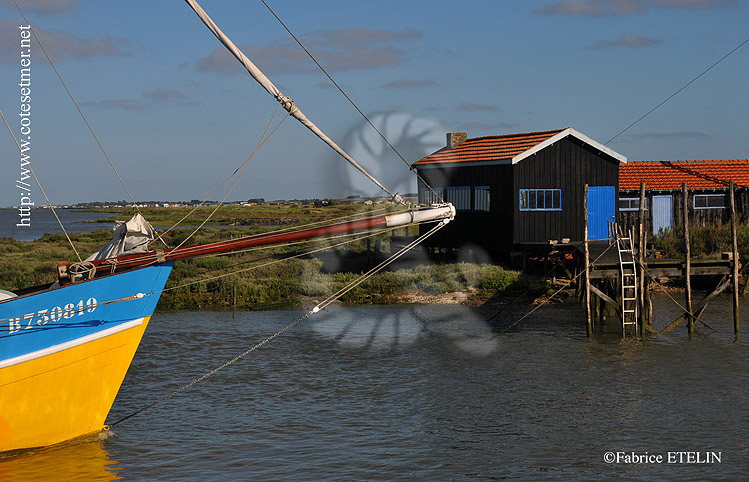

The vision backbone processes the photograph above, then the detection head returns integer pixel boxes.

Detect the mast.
[183,0,397,201]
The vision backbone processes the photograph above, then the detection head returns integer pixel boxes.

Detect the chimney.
[446,132,467,148]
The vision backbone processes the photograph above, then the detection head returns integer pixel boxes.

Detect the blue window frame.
[519,189,561,211]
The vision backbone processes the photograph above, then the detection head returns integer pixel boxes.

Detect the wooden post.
[730,180,740,339]
[683,182,694,338]
[584,184,591,337]
[638,182,648,332]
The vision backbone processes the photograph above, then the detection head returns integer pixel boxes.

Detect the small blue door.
[587,186,615,240]
[652,195,673,234]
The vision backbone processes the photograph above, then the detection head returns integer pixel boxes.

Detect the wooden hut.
[412,128,626,257]
[618,160,749,234]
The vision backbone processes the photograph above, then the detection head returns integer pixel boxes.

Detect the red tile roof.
[413,129,564,165]
[619,160,749,191]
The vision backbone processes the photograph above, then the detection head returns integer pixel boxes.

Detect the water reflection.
[0,432,119,481]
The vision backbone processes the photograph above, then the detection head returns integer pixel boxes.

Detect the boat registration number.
[7,297,98,334]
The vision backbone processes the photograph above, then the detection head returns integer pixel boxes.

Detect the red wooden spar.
[73,205,454,277]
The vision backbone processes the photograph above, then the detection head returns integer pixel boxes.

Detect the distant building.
[618,160,749,234]
[412,128,626,256]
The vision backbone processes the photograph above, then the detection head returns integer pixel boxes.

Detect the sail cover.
[86,213,155,261]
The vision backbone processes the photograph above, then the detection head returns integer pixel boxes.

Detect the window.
[694,194,725,209]
[474,186,490,211]
[619,197,648,211]
[419,187,443,206]
[519,189,561,211]
[446,186,471,211]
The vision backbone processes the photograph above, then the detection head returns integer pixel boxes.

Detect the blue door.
[587,186,615,240]
[652,195,673,234]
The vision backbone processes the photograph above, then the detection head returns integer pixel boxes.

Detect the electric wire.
[606,35,749,145]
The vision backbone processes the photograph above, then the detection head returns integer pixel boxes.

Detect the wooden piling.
[683,182,694,338]
[584,184,591,337]
[638,182,648,333]
[730,180,740,339]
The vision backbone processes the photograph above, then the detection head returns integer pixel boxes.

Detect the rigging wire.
[105,219,447,428]
[260,0,445,204]
[0,222,413,330]
[149,104,283,249]
[160,107,289,252]
[0,108,82,262]
[606,35,749,145]
[12,0,143,215]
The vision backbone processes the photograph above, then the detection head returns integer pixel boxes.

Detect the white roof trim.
[511,127,627,165]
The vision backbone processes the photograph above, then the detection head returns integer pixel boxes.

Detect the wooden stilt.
[638,182,647,333]
[683,182,694,338]
[584,184,591,337]
[661,276,730,334]
[730,181,740,339]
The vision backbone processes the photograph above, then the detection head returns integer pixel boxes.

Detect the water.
[0,208,115,241]
[1,298,747,480]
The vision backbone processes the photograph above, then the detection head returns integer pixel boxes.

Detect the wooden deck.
[585,240,732,279]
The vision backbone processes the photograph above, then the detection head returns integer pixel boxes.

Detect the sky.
[0,0,747,207]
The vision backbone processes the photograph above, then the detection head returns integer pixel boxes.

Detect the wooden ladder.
[616,225,639,337]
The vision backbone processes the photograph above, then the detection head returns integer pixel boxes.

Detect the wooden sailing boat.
[0,1,454,453]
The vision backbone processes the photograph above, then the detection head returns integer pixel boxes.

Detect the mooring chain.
[107,220,448,429]
[107,309,315,429]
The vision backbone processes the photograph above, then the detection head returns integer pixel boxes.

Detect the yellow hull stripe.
[0,316,151,453]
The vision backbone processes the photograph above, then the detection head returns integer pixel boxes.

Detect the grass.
[0,223,545,310]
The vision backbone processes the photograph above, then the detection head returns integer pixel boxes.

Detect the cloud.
[459,102,500,112]
[81,99,143,111]
[144,89,188,102]
[533,0,738,16]
[1,0,77,16]
[194,28,421,75]
[587,34,662,49]
[380,79,436,89]
[0,19,130,63]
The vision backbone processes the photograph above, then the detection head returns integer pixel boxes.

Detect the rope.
[0,223,399,329]
[496,242,613,334]
[107,219,447,427]
[150,104,284,248]
[107,308,315,429]
[314,222,446,311]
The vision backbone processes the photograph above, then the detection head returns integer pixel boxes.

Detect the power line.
[606,35,749,145]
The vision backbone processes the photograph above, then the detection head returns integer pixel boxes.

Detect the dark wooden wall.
[416,163,514,253]
[512,137,620,244]
[618,188,749,234]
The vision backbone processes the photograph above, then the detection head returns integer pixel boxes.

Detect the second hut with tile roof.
[412,127,626,257]
[618,159,749,234]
